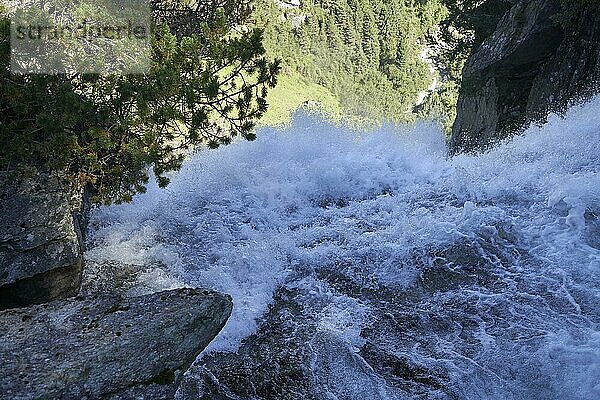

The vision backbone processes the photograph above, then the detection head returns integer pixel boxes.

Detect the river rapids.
[86,98,600,399]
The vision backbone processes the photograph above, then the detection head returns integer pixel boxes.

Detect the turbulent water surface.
[86,98,600,399]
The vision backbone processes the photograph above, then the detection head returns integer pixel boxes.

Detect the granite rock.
[0,287,232,400]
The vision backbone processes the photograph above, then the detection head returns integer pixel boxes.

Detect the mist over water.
[86,98,600,399]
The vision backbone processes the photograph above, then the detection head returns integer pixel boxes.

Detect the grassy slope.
[260,72,342,127]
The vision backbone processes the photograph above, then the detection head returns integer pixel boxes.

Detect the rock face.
[0,172,87,310]
[0,287,232,400]
[527,1,600,119]
[450,0,600,153]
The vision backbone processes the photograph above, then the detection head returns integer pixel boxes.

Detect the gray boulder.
[0,287,232,400]
[0,172,87,309]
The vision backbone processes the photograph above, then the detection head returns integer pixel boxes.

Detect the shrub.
[0,1,280,204]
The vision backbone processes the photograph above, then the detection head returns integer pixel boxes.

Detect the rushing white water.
[86,98,600,399]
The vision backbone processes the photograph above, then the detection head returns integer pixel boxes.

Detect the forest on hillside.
[254,0,451,127]
[254,0,518,131]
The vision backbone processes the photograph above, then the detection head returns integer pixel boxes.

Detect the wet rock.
[179,286,320,400]
[178,223,591,399]
[103,382,177,400]
[451,0,600,153]
[0,287,232,400]
[0,172,87,309]
[451,0,563,153]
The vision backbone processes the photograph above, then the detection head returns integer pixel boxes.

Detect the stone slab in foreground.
[0,288,232,400]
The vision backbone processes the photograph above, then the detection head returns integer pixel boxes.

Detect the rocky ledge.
[0,288,232,400]
[0,172,87,309]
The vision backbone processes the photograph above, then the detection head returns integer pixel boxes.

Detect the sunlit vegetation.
[0,1,280,204]
[254,0,448,127]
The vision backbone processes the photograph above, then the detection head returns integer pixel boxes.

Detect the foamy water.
[86,98,600,399]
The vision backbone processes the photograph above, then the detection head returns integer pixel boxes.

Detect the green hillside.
[254,0,448,127]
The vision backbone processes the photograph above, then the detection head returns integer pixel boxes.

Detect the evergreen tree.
[0,1,280,204]
[254,0,447,125]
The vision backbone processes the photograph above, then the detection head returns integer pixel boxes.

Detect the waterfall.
[86,97,600,399]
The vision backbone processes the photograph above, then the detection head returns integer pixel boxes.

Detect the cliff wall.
[451,0,600,153]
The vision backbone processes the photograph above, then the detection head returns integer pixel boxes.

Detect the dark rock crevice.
[0,262,82,310]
